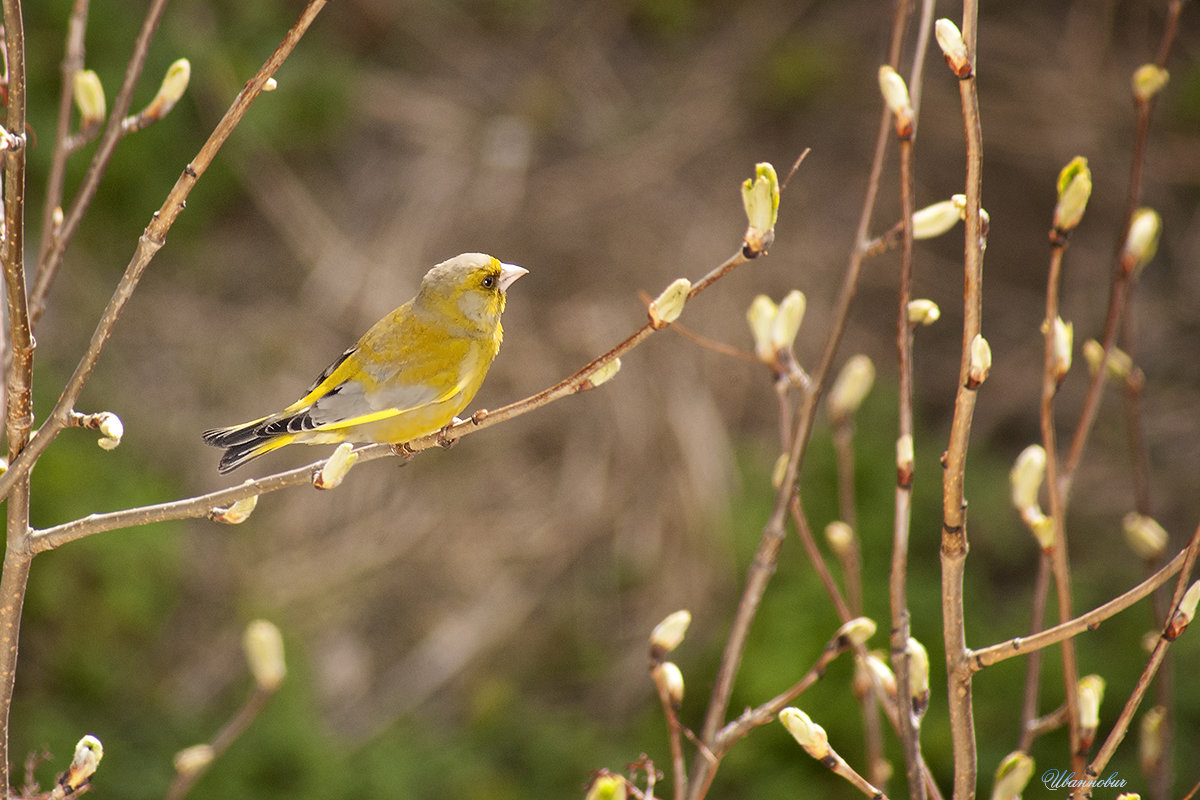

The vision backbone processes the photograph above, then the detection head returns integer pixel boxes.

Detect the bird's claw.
[437,417,464,449]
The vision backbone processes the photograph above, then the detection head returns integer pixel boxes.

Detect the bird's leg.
[436,417,464,449]
[390,442,417,461]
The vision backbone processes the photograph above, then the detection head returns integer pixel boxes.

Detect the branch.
[0,0,329,506]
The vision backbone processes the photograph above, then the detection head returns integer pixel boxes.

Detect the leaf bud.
[654,661,685,708]
[650,610,691,658]
[823,520,854,558]
[1009,445,1046,513]
[585,772,628,800]
[1047,316,1073,382]
[896,434,914,487]
[827,355,875,420]
[935,19,971,78]
[1077,674,1106,733]
[906,637,930,717]
[580,357,621,390]
[1122,512,1168,560]
[1122,208,1162,276]
[778,707,831,759]
[313,442,357,489]
[967,334,991,388]
[835,616,876,648]
[648,278,692,329]
[243,619,287,691]
[1082,339,1133,381]
[73,69,107,128]
[907,299,940,326]
[771,290,806,354]
[991,750,1034,800]
[1138,705,1166,776]
[1165,580,1200,639]
[1053,157,1092,236]
[912,198,962,239]
[741,162,779,257]
[62,735,104,792]
[210,489,258,525]
[746,295,778,364]
[877,65,914,137]
[173,744,214,777]
[1132,64,1169,102]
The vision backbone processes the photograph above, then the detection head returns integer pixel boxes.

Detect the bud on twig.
[73,69,107,130]
[778,707,831,759]
[935,19,972,78]
[991,750,1034,800]
[1082,339,1133,382]
[771,452,789,489]
[878,65,914,138]
[1077,674,1105,750]
[771,290,806,355]
[907,299,940,326]
[827,355,875,421]
[747,295,778,364]
[905,637,930,718]
[580,357,621,390]
[313,442,357,489]
[243,619,287,691]
[650,610,691,659]
[648,278,692,329]
[173,744,215,777]
[585,772,628,800]
[653,661,685,708]
[1048,316,1073,382]
[741,162,779,257]
[1138,705,1166,776]
[824,521,854,558]
[1009,445,1045,515]
[1122,512,1168,560]
[126,58,191,131]
[835,617,877,648]
[1122,207,1162,276]
[865,651,897,698]
[896,434,914,488]
[967,334,991,388]
[912,197,963,240]
[1165,580,1200,640]
[1132,64,1169,102]
[1052,157,1092,238]
[209,489,258,524]
[60,735,103,793]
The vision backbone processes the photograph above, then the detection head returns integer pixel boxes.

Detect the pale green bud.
[1139,705,1166,775]
[905,637,930,716]
[935,18,971,77]
[1122,512,1168,560]
[1166,580,1200,639]
[1132,64,1169,102]
[1082,339,1133,381]
[650,610,691,656]
[648,278,692,329]
[581,357,621,390]
[73,69,107,128]
[967,334,992,388]
[771,452,789,489]
[866,651,897,697]
[827,355,875,420]
[64,735,104,791]
[741,162,779,256]
[771,290,806,354]
[1123,208,1162,275]
[1053,157,1092,234]
[912,198,962,239]
[877,65,914,136]
[585,773,627,800]
[1010,445,1046,513]
[778,707,830,758]
[243,619,287,691]
[746,294,778,363]
[151,58,191,117]
[991,751,1034,800]
[896,434,914,486]
[95,411,124,450]
[835,616,877,647]
[1077,674,1106,731]
[907,299,940,326]
[210,489,258,524]
[173,744,214,777]
[314,442,358,489]
[1028,512,1055,552]
[654,661,685,707]
[824,520,854,558]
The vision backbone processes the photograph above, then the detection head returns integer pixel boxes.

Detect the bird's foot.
[436,417,464,449]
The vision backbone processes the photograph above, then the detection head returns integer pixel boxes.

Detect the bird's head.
[417,253,528,332]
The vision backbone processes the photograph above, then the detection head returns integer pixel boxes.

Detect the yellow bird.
[203,252,528,473]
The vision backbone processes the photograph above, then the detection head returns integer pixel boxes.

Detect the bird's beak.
[498,263,529,293]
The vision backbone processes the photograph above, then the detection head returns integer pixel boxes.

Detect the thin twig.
[163,687,275,800]
[941,3,984,797]
[1017,553,1052,751]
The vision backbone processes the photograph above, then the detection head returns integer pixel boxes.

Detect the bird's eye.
[481,274,496,289]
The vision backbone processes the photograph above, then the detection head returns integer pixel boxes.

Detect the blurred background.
[10,0,1200,797]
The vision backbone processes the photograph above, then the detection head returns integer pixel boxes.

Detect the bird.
[203,252,528,474]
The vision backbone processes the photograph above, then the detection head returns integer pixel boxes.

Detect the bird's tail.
[202,418,298,474]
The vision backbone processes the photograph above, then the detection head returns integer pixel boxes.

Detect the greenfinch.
[203,252,527,473]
